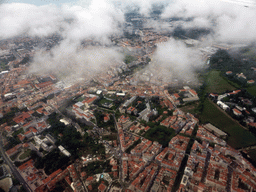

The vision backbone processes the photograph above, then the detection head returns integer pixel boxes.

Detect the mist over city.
[1,1,256,192]
[1,0,256,83]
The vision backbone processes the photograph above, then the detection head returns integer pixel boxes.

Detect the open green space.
[12,128,24,137]
[0,107,20,125]
[105,94,117,100]
[102,134,117,141]
[99,98,112,105]
[199,99,256,149]
[19,149,31,160]
[144,125,176,148]
[76,96,85,102]
[34,149,71,175]
[82,160,112,176]
[0,61,9,71]
[246,85,256,97]
[124,55,136,64]
[10,152,20,161]
[47,112,106,158]
[205,70,236,94]
[125,139,141,154]
[94,110,116,132]
[241,46,256,60]
[179,102,199,114]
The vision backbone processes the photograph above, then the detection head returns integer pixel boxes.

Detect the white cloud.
[1,0,256,84]
[148,38,204,82]
[215,7,256,43]
[29,40,124,81]
[0,0,124,41]
[0,0,126,82]
[182,17,212,29]
[0,3,62,38]
[61,0,124,42]
[143,19,174,32]
[161,0,256,43]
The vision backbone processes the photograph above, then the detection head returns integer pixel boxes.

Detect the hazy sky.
[3,0,72,6]
[4,0,256,6]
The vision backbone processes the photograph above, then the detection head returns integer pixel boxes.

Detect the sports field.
[200,99,256,149]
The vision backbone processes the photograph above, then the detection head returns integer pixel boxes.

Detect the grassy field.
[199,99,256,149]
[99,98,112,105]
[179,102,199,114]
[205,70,237,94]
[10,152,20,161]
[19,149,31,160]
[12,128,24,137]
[205,69,256,97]
[76,96,84,102]
[144,125,176,148]
[246,85,256,97]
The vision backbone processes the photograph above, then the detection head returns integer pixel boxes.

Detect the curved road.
[0,134,32,192]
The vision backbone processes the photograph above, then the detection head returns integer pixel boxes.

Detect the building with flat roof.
[203,123,227,139]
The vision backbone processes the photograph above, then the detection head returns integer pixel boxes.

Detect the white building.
[217,101,229,110]
[58,145,71,157]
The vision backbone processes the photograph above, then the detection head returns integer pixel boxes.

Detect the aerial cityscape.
[1,0,256,192]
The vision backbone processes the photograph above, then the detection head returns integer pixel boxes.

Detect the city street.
[0,134,32,192]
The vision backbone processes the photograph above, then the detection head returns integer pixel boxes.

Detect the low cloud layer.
[148,38,204,83]
[0,3,62,39]
[29,40,124,82]
[1,0,256,84]
[0,0,125,82]
[1,0,256,42]
[161,0,256,43]
[0,0,124,41]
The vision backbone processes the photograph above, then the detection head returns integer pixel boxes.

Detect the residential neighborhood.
[0,2,256,192]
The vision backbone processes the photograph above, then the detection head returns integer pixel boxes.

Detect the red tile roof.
[23,143,29,148]
[86,176,94,181]
[98,183,107,192]
[18,159,34,171]
[42,169,62,184]
[29,127,38,133]
[13,112,31,124]
[17,134,25,141]
[88,185,92,191]
[233,108,242,115]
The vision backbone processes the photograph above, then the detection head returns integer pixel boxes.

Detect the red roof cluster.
[13,112,31,124]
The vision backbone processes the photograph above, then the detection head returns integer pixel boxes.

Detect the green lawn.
[246,85,256,97]
[144,125,176,148]
[99,98,112,105]
[199,99,256,149]
[76,96,85,102]
[105,94,118,100]
[179,102,199,114]
[19,149,31,160]
[10,152,20,161]
[12,128,24,137]
[205,70,237,94]
[102,134,117,141]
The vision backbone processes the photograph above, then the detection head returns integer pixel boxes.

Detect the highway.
[0,134,32,192]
